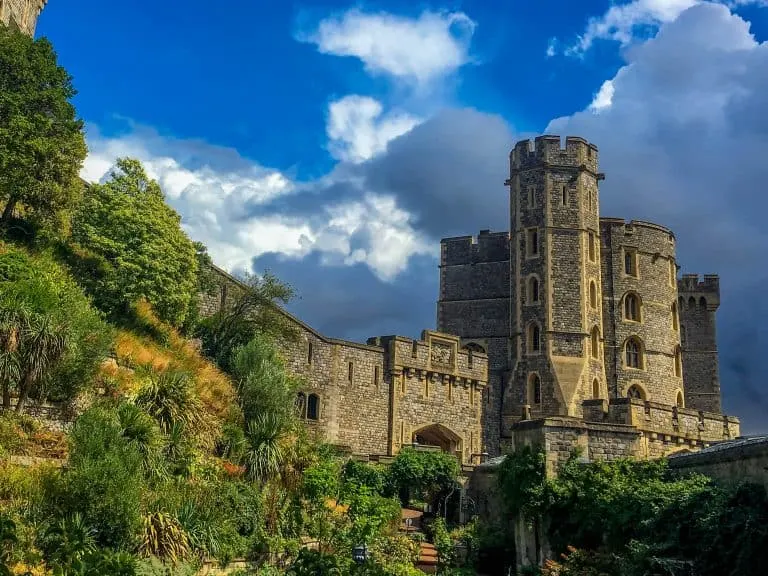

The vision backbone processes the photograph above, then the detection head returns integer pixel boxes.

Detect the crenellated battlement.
[582,398,739,443]
[440,230,510,267]
[369,330,488,384]
[510,135,600,174]
[678,274,719,295]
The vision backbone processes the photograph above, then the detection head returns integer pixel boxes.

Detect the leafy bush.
[0,246,113,410]
[385,447,461,507]
[51,406,145,549]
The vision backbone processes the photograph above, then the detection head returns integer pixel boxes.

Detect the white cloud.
[546,37,558,57]
[300,9,476,85]
[326,95,421,163]
[564,0,765,56]
[81,126,431,281]
[589,79,615,111]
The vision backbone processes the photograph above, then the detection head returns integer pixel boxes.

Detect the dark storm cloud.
[254,251,437,343]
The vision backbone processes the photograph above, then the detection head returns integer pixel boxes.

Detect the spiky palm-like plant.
[138,510,191,563]
[15,312,68,413]
[244,412,289,484]
[135,369,205,435]
[0,303,28,409]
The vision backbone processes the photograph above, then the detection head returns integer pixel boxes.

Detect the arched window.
[625,337,642,369]
[624,293,640,321]
[295,392,306,418]
[529,276,540,304]
[671,302,679,331]
[528,323,541,353]
[627,384,645,400]
[528,373,541,405]
[592,379,600,399]
[589,281,597,308]
[688,296,696,309]
[699,296,707,309]
[676,390,684,408]
[674,346,682,378]
[307,394,320,420]
[591,326,600,359]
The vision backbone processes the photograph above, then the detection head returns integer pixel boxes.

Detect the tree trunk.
[1,196,18,225]
[14,372,33,414]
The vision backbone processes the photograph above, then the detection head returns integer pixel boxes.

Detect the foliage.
[0,26,86,235]
[231,334,300,425]
[51,405,145,550]
[498,448,768,576]
[0,246,113,411]
[196,272,298,373]
[134,369,207,438]
[137,512,191,563]
[385,447,461,507]
[496,445,547,519]
[69,158,198,327]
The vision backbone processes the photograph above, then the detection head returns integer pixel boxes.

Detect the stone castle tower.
[438,135,728,454]
[1,0,47,36]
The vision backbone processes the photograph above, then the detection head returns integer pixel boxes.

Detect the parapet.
[510,135,600,175]
[368,330,488,384]
[678,274,719,295]
[583,398,739,443]
[440,230,510,267]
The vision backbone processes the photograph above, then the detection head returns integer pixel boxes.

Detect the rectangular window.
[374,365,379,386]
[307,341,313,365]
[470,383,475,406]
[411,340,418,358]
[528,186,536,209]
[588,232,596,262]
[624,249,638,276]
[562,185,568,206]
[527,228,539,257]
[348,361,354,382]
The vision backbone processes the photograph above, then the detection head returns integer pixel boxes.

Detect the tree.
[197,272,298,373]
[70,158,199,327]
[0,26,86,230]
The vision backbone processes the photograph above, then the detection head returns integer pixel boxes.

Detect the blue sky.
[37,1,768,432]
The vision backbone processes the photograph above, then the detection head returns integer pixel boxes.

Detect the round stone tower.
[599,219,683,406]
[504,135,607,423]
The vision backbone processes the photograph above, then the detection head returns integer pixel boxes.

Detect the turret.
[504,136,606,427]
[677,274,722,413]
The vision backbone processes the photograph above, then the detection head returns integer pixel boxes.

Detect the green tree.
[70,158,198,327]
[385,448,461,508]
[0,26,86,231]
[197,272,298,373]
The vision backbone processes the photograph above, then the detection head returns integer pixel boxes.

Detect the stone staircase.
[417,541,438,574]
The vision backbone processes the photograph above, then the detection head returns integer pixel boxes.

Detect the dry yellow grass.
[102,300,239,427]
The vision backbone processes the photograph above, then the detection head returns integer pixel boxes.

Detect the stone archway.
[412,423,463,457]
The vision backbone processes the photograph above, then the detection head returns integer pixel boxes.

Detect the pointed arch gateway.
[412,423,463,457]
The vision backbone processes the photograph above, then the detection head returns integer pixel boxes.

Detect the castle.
[13,0,739,471]
[203,135,740,470]
[0,0,46,36]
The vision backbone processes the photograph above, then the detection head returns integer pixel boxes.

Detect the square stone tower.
[1,0,47,36]
[504,136,607,426]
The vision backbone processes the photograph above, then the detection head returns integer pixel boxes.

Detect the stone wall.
[668,436,768,489]
[600,219,682,405]
[678,274,721,413]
